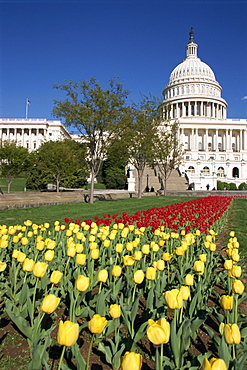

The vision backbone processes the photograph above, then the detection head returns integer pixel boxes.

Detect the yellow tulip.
[0,261,7,272]
[22,258,35,272]
[75,275,90,292]
[133,251,142,261]
[0,240,8,249]
[126,242,134,251]
[17,252,26,263]
[194,260,204,275]
[33,262,48,278]
[21,237,29,246]
[141,244,150,255]
[36,240,45,251]
[232,279,245,295]
[115,243,123,253]
[162,253,172,261]
[209,243,216,252]
[88,314,107,334]
[223,323,241,344]
[184,274,194,286]
[224,260,233,270]
[195,229,201,236]
[76,253,86,265]
[201,357,227,370]
[151,243,159,252]
[12,249,20,259]
[90,248,99,259]
[12,235,19,243]
[228,265,242,278]
[231,251,240,262]
[146,267,156,280]
[57,320,79,347]
[67,246,76,257]
[199,254,207,262]
[163,289,183,309]
[122,255,135,266]
[50,270,63,284]
[111,265,122,277]
[109,304,121,318]
[156,259,165,271]
[97,269,108,283]
[147,318,170,345]
[175,246,185,256]
[133,270,145,284]
[229,231,235,237]
[44,250,55,262]
[40,294,60,314]
[46,240,56,249]
[220,295,233,310]
[179,286,190,301]
[121,352,142,370]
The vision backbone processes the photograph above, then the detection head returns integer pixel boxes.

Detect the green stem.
[57,345,66,370]
[160,343,163,370]
[31,279,39,326]
[86,335,94,370]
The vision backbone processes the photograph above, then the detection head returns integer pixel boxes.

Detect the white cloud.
[241,96,247,100]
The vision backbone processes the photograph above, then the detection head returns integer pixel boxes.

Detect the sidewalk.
[0,189,133,210]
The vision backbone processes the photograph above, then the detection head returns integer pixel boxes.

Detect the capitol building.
[0,30,246,191]
[160,29,247,190]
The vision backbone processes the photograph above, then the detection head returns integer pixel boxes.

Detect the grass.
[0,178,28,193]
[0,178,106,193]
[0,196,196,226]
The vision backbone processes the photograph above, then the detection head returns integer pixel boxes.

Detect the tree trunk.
[89,172,95,204]
[56,177,60,193]
[137,173,143,199]
[7,182,11,194]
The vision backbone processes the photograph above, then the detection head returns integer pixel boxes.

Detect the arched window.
[202,166,210,175]
[232,167,239,178]
[217,167,225,177]
[188,166,195,174]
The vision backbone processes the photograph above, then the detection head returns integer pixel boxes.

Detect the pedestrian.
[0,187,4,195]
[206,184,210,190]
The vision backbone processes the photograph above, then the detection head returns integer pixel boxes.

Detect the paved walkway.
[0,189,133,210]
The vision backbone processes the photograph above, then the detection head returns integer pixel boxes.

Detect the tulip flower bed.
[0,196,246,370]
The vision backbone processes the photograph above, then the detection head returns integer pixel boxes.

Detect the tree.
[101,137,129,189]
[27,139,89,192]
[153,120,184,195]
[0,140,30,193]
[126,95,161,198]
[53,77,129,203]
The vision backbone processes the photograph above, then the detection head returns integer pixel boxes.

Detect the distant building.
[160,28,247,190]
[0,118,71,150]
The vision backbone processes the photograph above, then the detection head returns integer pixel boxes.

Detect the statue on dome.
[189,27,194,42]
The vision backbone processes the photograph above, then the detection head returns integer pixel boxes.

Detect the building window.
[232,167,239,178]
[217,167,225,177]
[188,166,195,174]
[202,166,210,175]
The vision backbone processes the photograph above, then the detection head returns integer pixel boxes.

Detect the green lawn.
[0,178,28,193]
[0,196,195,226]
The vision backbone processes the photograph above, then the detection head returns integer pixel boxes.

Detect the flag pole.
[26,99,30,119]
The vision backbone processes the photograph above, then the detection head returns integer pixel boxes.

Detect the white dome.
[169,57,216,84]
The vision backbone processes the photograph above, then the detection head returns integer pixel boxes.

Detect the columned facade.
[0,118,71,151]
[159,29,247,190]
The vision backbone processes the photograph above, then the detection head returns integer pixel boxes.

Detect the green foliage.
[238,182,247,190]
[101,138,129,189]
[0,140,31,193]
[26,139,89,191]
[154,120,184,195]
[53,77,130,203]
[229,182,237,190]
[124,94,161,197]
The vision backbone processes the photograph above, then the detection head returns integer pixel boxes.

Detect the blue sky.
[0,0,246,123]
